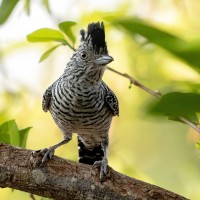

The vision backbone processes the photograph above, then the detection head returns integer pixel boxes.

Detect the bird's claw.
[93,158,108,182]
[31,148,55,167]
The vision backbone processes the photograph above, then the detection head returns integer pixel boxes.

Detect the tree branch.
[0,143,188,200]
[107,66,161,98]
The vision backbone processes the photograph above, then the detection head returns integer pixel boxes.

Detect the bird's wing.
[42,76,63,112]
[102,81,119,116]
[42,85,53,112]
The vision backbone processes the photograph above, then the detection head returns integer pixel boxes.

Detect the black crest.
[80,22,108,54]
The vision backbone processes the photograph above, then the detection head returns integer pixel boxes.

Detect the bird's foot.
[32,147,55,167]
[93,157,108,182]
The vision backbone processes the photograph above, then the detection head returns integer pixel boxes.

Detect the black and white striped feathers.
[42,22,119,166]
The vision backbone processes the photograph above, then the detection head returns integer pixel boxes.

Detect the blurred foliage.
[1,0,200,200]
[112,18,200,73]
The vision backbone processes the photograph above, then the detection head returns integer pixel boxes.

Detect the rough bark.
[0,143,188,200]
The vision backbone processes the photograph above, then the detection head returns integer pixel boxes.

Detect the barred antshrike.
[40,22,119,181]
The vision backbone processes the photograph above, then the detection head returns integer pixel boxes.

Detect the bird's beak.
[95,55,114,65]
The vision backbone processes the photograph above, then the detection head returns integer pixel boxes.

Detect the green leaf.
[0,120,31,147]
[39,44,61,62]
[0,120,20,146]
[0,0,19,25]
[111,18,200,73]
[19,127,31,148]
[147,92,200,124]
[0,126,10,144]
[58,21,77,45]
[27,28,67,43]
[150,92,200,114]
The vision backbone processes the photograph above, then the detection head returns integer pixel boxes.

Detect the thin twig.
[106,67,200,133]
[177,116,200,133]
[107,66,161,97]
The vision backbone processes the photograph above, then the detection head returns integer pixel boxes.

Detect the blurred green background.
[1,0,200,199]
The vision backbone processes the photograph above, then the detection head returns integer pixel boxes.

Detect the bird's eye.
[81,52,87,59]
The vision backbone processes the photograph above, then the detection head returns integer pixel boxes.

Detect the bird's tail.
[78,137,104,165]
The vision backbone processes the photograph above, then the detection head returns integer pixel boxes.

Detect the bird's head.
[68,22,113,83]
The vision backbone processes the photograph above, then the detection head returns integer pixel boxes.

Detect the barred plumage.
[40,22,119,181]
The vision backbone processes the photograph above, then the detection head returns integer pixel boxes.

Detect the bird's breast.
[50,81,112,131]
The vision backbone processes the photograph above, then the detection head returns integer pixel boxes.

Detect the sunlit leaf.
[0,0,19,25]
[58,21,76,45]
[111,18,200,73]
[19,127,31,148]
[147,92,200,124]
[0,120,20,146]
[27,28,67,43]
[39,44,61,62]
[0,125,10,144]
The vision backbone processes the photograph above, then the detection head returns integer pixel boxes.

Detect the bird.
[40,21,119,181]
